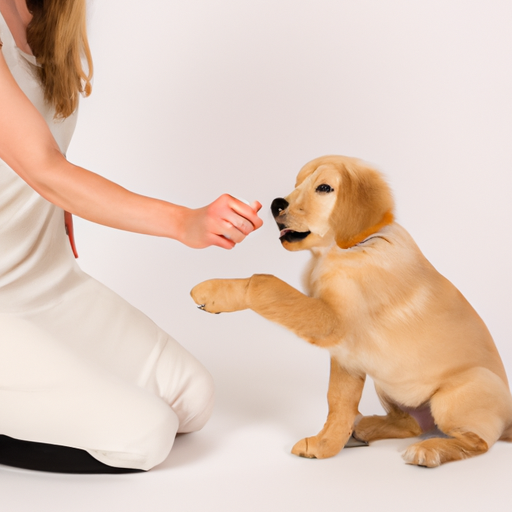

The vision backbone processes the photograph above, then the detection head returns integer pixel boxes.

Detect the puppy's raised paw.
[191,278,250,314]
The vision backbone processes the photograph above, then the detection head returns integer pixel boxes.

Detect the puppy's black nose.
[271,198,289,218]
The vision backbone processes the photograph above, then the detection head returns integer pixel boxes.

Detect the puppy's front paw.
[191,278,250,314]
[291,435,344,459]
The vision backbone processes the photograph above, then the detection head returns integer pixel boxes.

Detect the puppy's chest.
[305,251,374,315]
[329,330,390,377]
[304,251,358,297]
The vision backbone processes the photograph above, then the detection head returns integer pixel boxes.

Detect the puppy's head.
[271,155,394,251]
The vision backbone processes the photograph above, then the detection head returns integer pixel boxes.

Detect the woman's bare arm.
[0,51,262,249]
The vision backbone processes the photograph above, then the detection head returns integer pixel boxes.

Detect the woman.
[0,0,262,473]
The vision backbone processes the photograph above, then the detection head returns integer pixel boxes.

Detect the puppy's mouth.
[278,227,311,243]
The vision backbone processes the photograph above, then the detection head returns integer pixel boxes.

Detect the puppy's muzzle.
[271,197,311,243]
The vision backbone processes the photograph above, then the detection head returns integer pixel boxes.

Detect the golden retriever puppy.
[191,155,512,467]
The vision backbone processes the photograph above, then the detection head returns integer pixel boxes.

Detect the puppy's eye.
[316,184,333,193]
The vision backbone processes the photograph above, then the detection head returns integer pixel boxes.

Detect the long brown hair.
[26,0,93,118]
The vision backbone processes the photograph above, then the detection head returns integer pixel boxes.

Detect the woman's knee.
[177,367,215,433]
[141,404,181,469]
[90,400,180,471]
[154,338,215,433]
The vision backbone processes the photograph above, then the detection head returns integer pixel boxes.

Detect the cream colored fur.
[191,155,512,467]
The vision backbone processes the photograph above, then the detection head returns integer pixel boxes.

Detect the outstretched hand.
[179,194,263,249]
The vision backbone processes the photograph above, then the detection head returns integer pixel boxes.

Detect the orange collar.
[336,211,394,249]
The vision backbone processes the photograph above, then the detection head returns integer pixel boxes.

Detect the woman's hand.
[178,195,263,249]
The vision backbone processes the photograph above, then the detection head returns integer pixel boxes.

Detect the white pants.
[0,282,214,471]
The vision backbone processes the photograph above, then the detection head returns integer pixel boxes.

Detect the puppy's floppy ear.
[331,160,395,249]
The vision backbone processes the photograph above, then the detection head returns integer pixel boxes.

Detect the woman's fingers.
[179,195,263,249]
[207,195,263,243]
[226,196,263,231]
[250,200,263,213]
[211,234,236,250]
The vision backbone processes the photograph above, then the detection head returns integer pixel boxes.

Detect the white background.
[2,0,512,510]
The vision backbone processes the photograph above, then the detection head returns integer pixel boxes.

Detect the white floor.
[2,319,512,512]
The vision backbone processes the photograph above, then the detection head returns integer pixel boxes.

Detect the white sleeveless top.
[0,12,83,313]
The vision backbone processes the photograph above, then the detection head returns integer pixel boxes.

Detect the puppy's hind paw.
[402,432,488,467]
[402,441,441,468]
